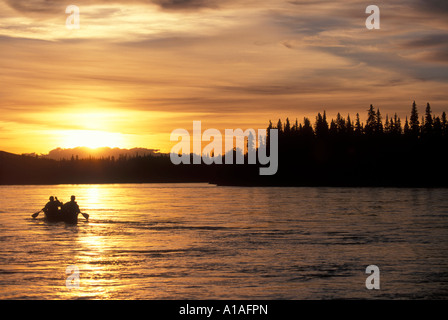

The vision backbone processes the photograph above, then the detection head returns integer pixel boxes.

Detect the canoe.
[43,212,78,224]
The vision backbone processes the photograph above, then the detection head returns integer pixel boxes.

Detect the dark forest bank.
[1,102,447,187]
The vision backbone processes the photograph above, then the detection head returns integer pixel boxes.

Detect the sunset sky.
[1,0,447,154]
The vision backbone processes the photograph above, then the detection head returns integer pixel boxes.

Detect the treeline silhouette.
[0,101,447,187]
[37,147,160,160]
[212,101,448,187]
[0,152,213,185]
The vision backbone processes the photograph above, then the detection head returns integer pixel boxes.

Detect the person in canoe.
[43,196,63,221]
[61,195,81,224]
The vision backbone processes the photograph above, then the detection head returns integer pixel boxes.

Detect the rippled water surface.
[0,184,447,299]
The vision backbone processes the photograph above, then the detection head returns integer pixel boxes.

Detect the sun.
[59,130,127,149]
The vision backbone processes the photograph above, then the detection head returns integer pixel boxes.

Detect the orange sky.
[1,0,447,154]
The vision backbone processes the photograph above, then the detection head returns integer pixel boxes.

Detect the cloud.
[3,0,230,15]
[420,50,448,63]
[400,33,448,48]
[416,0,448,13]
[3,0,64,14]
[397,33,448,64]
[151,0,220,10]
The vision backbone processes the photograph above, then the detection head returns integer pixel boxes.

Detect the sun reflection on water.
[56,185,125,299]
[1,184,447,299]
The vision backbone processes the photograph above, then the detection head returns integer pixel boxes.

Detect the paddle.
[32,210,42,218]
[80,212,89,220]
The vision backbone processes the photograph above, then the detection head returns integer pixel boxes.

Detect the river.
[0,184,447,299]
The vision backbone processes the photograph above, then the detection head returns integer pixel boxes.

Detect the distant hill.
[23,147,164,160]
[0,149,211,185]
[0,151,23,160]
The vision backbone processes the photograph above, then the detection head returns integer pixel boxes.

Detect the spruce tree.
[322,111,329,133]
[302,117,314,138]
[433,116,442,137]
[267,120,273,148]
[385,115,391,134]
[376,109,383,134]
[314,112,329,138]
[410,101,420,136]
[247,130,255,155]
[329,120,338,135]
[284,118,291,135]
[346,114,354,135]
[277,119,283,133]
[404,116,411,135]
[355,113,363,135]
[424,103,433,135]
[365,104,377,135]
[442,112,447,136]
[394,113,402,135]
[336,113,346,134]
[293,118,299,133]
[421,115,425,135]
